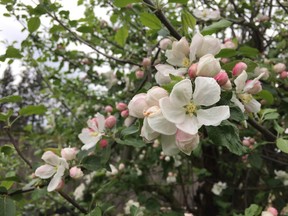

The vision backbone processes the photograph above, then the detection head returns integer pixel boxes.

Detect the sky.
[0,0,110,82]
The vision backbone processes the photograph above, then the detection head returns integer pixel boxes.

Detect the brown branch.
[5,128,33,169]
[142,0,182,40]
[58,190,88,214]
[247,117,277,142]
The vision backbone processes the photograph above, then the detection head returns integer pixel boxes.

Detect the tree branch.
[247,117,277,142]
[58,190,88,214]
[5,128,33,169]
[142,0,182,40]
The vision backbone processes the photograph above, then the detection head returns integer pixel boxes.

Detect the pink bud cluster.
[242,137,256,149]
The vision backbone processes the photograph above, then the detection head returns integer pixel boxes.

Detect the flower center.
[185,102,197,116]
[90,131,99,137]
[238,93,253,104]
[182,57,190,68]
[143,106,161,117]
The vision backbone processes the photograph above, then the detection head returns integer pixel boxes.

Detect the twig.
[5,128,33,169]
[142,0,182,40]
[58,190,88,214]
[247,117,277,142]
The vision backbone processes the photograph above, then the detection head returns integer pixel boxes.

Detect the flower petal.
[243,72,265,92]
[161,135,179,156]
[79,128,101,149]
[41,151,60,166]
[47,175,62,192]
[96,113,105,132]
[159,97,186,124]
[193,77,220,106]
[35,164,56,179]
[231,94,245,113]
[197,106,230,126]
[147,111,177,135]
[234,70,248,93]
[176,115,199,135]
[176,130,199,155]
[141,118,160,141]
[190,33,203,62]
[245,98,261,113]
[170,79,192,106]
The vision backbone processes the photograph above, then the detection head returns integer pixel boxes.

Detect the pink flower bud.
[267,207,278,216]
[246,80,262,94]
[135,70,144,79]
[249,138,255,144]
[61,147,78,161]
[232,62,247,76]
[69,167,84,179]
[280,71,288,79]
[142,57,151,68]
[104,105,113,113]
[214,70,229,86]
[159,38,172,50]
[188,63,197,79]
[224,40,236,49]
[99,139,108,148]
[128,93,148,118]
[273,63,286,73]
[242,139,251,147]
[55,179,65,191]
[121,109,129,118]
[221,58,230,64]
[116,102,127,111]
[105,116,117,128]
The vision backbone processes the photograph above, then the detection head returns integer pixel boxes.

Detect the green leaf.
[255,90,274,105]
[168,0,188,3]
[19,105,47,116]
[0,95,22,103]
[115,25,129,47]
[4,46,23,59]
[0,181,14,190]
[0,110,13,122]
[248,153,263,169]
[0,145,14,155]
[87,206,102,216]
[181,9,196,35]
[121,124,139,137]
[238,46,259,58]
[215,48,238,58]
[206,121,247,155]
[76,25,93,33]
[276,138,288,154]
[81,155,103,171]
[244,204,262,216]
[229,106,245,122]
[201,19,232,35]
[115,138,146,148]
[140,12,162,30]
[260,108,279,122]
[0,196,16,216]
[114,0,140,7]
[28,17,41,33]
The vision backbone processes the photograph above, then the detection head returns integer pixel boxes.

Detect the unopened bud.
[69,167,84,179]
[246,80,262,94]
[222,79,232,90]
[280,71,288,79]
[214,70,229,86]
[55,179,65,191]
[121,110,129,118]
[159,38,172,50]
[116,102,127,111]
[242,139,251,147]
[104,105,113,113]
[118,163,125,170]
[105,116,117,128]
[135,70,144,79]
[267,207,278,216]
[142,57,151,68]
[232,62,247,76]
[188,63,197,79]
[61,147,78,161]
[273,63,286,73]
[99,139,108,148]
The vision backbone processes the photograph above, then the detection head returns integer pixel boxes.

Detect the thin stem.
[5,128,33,169]
[58,190,88,214]
[142,0,182,40]
[247,117,277,142]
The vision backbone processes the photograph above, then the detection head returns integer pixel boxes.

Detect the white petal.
[96,113,105,132]
[166,50,187,67]
[245,98,261,113]
[155,64,175,76]
[41,151,60,166]
[234,70,248,93]
[243,72,265,92]
[231,94,245,113]
[155,71,171,85]
[35,164,56,179]
[193,77,220,106]
[197,106,230,126]
[47,175,62,192]
[170,79,192,106]
[79,128,101,148]
[176,115,199,135]
[147,111,177,135]
[190,33,203,62]
[161,135,179,156]
[159,97,186,124]
[176,130,199,155]
[141,118,160,141]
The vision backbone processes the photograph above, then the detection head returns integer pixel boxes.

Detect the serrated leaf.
[140,12,162,29]
[28,17,41,33]
[0,196,16,216]
[181,9,196,35]
[206,121,247,155]
[19,105,47,116]
[115,25,129,47]
[114,0,140,7]
[0,95,22,103]
[276,138,288,154]
[201,19,232,35]
[87,206,102,216]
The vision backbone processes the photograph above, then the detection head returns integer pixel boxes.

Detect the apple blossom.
[146,86,169,106]
[160,78,230,135]
[214,70,229,86]
[267,207,278,216]
[223,39,236,49]
[254,67,270,80]
[121,109,129,118]
[78,113,105,150]
[105,115,117,128]
[166,37,190,68]
[176,130,199,155]
[118,163,125,170]
[232,62,247,76]
[261,211,274,216]
[106,164,118,177]
[155,64,187,85]
[35,151,69,192]
[116,102,127,111]
[246,80,262,94]
[159,38,172,50]
[196,54,221,77]
[193,8,220,21]
[211,181,227,195]
[61,147,78,161]
[273,63,286,73]
[69,166,84,179]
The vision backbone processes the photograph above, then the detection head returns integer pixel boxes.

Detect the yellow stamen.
[185,102,197,116]
[182,57,190,68]
[90,131,99,136]
[238,93,253,104]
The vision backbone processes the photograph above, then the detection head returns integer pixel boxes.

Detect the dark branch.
[58,190,88,214]
[247,117,277,142]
